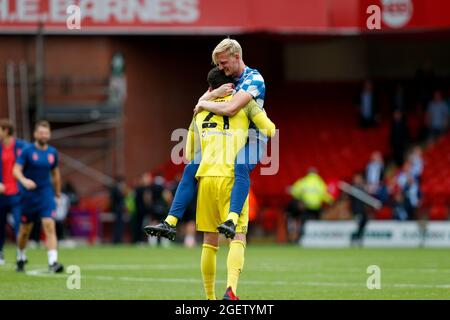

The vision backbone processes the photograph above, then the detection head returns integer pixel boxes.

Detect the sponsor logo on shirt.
[48,153,55,165]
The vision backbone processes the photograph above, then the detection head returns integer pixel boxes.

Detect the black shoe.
[217,220,236,239]
[49,262,64,273]
[222,286,239,300]
[144,221,176,241]
[16,260,25,272]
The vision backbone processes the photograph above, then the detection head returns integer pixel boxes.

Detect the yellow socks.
[226,212,239,225]
[226,240,246,295]
[201,244,218,300]
[164,215,178,227]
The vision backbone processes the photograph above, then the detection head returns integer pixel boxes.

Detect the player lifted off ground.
[159,67,274,300]
[13,121,64,273]
[145,38,267,241]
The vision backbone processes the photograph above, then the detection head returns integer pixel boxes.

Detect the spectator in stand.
[426,89,449,141]
[396,161,412,190]
[357,80,379,128]
[349,173,368,246]
[168,172,197,248]
[392,192,408,221]
[408,146,424,182]
[286,167,333,242]
[54,192,69,240]
[446,88,450,110]
[365,151,385,196]
[390,110,410,167]
[394,161,421,220]
[125,179,137,243]
[133,172,152,243]
[109,176,127,244]
[61,181,79,240]
[391,83,407,113]
[403,174,421,220]
[62,181,79,207]
[414,59,437,111]
[148,172,172,247]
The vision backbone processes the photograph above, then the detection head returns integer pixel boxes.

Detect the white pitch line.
[24,268,450,289]
[16,263,450,273]
[80,264,199,270]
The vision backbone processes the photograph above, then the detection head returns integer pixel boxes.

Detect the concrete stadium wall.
[284,35,450,81]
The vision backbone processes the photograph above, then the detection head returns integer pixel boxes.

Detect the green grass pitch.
[0,244,449,299]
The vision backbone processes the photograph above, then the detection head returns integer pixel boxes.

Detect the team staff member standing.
[13,121,64,273]
[0,119,27,265]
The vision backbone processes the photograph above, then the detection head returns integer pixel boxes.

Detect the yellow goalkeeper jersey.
[186,95,276,178]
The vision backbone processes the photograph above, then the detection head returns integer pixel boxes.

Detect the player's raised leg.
[219,139,265,239]
[144,162,199,240]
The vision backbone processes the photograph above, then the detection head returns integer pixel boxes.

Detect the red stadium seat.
[428,205,449,221]
[375,206,393,220]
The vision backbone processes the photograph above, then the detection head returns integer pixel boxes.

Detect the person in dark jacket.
[109,176,127,244]
[350,173,369,246]
[133,172,152,243]
[390,110,410,167]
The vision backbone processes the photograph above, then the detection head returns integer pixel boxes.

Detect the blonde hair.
[212,38,242,65]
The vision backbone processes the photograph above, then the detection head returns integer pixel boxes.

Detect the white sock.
[161,237,170,248]
[17,249,26,261]
[148,236,157,247]
[48,250,57,265]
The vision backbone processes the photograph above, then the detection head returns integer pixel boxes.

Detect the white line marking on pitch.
[25,268,450,289]
[18,263,450,273]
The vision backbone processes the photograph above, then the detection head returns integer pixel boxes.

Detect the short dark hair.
[0,118,14,136]
[207,67,233,90]
[35,120,51,131]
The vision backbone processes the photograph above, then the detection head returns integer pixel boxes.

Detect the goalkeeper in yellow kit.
[187,67,276,300]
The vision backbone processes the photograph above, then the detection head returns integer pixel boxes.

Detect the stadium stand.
[421,133,450,219]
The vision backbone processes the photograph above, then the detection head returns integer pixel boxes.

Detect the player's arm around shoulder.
[195,90,252,117]
[198,83,234,102]
[245,100,276,138]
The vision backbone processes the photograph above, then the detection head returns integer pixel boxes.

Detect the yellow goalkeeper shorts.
[196,176,249,234]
